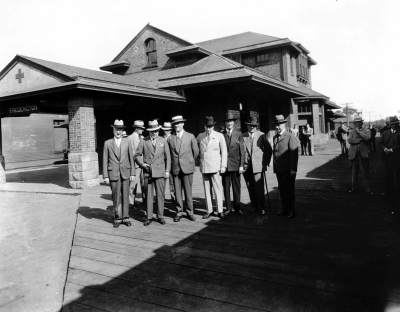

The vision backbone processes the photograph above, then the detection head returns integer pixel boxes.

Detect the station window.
[145,39,157,66]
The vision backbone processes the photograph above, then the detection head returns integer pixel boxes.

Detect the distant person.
[162,121,175,204]
[380,121,390,135]
[337,121,349,155]
[304,123,314,156]
[290,124,299,138]
[347,117,372,194]
[299,126,308,155]
[379,116,400,203]
[368,124,377,152]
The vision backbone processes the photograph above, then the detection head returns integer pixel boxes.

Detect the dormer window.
[256,53,269,64]
[145,39,157,66]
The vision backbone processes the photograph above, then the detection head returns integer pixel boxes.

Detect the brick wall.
[312,100,320,134]
[0,118,4,183]
[241,48,282,80]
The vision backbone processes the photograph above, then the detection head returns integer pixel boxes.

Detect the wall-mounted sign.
[8,104,40,116]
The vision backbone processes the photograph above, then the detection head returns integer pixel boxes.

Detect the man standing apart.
[197,116,227,219]
[272,115,299,219]
[304,123,314,156]
[337,121,349,155]
[368,124,377,152]
[221,112,245,216]
[162,121,176,203]
[135,120,171,226]
[168,116,199,222]
[128,120,145,208]
[348,116,372,194]
[243,116,272,216]
[379,116,400,203]
[103,120,135,228]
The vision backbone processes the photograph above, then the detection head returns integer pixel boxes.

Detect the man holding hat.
[162,121,176,203]
[135,120,171,226]
[128,120,145,208]
[168,116,199,221]
[221,112,245,216]
[103,120,135,228]
[243,116,272,216]
[196,116,227,219]
[379,116,400,203]
[272,115,299,219]
[348,116,372,194]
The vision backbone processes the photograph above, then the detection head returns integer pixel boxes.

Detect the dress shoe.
[113,221,120,228]
[250,208,258,213]
[173,216,182,222]
[348,190,358,194]
[277,211,287,216]
[260,210,266,216]
[365,189,373,195]
[158,218,166,225]
[203,213,211,219]
[122,220,132,227]
[235,209,244,216]
[224,209,232,216]
[218,213,226,219]
[286,213,295,219]
[187,215,196,221]
[143,219,152,226]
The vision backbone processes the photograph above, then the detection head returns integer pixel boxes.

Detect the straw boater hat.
[146,120,162,131]
[161,122,172,130]
[273,115,288,124]
[203,116,217,126]
[388,116,400,125]
[111,119,126,128]
[223,112,237,122]
[245,116,259,126]
[132,120,145,129]
[171,115,186,125]
[353,116,364,123]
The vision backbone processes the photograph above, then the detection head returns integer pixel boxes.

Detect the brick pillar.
[289,99,298,129]
[68,96,99,189]
[312,100,320,134]
[0,118,5,184]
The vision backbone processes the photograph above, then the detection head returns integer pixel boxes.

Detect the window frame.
[145,38,157,67]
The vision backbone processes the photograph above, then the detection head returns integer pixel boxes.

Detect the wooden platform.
[62,140,400,312]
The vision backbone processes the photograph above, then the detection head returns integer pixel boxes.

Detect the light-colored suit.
[196,130,227,213]
[135,136,171,219]
[304,127,314,155]
[348,127,371,191]
[128,132,143,206]
[103,137,135,220]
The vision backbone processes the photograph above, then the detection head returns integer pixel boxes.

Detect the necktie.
[250,134,253,152]
[152,138,156,150]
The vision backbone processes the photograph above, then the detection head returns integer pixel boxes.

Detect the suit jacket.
[337,126,348,142]
[135,136,171,178]
[272,130,299,174]
[379,129,400,169]
[103,137,135,180]
[243,130,272,174]
[168,131,199,175]
[196,130,227,174]
[128,132,141,169]
[347,127,371,160]
[221,129,245,172]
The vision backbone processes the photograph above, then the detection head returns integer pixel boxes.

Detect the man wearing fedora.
[221,112,245,216]
[272,115,299,219]
[103,120,136,228]
[168,116,199,222]
[196,116,228,219]
[348,116,372,194]
[135,120,171,226]
[128,120,146,209]
[243,116,272,216]
[162,121,176,204]
[379,116,400,203]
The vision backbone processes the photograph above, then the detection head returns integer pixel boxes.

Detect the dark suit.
[221,129,245,211]
[379,129,400,199]
[135,136,171,219]
[273,130,299,214]
[103,138,135,220]
[168,131,199,216]
[348,127,371,191]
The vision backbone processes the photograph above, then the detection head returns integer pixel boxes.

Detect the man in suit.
[168,116,199,222]
[299,126,308,155]
[243,116,272,216]
[348,116,372,194]
[272,115,299,219]
[103,120,135,228]
[128,120,145,208]
[221,112,245,216]
[337,121,349,155]
[135,120,171,226]
[380,121,390,135]
[368,124,377,152]
[162,121,175,204]
[196,116,227,219]
[379,116,400,203]
[304,123,314,156]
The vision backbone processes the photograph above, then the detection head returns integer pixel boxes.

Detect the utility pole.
[341,103,353,128]
[367,111,373,124]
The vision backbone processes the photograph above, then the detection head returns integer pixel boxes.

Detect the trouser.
[369,138,376,151]
[129,167,142,206]
[340,141,348,154]
[244,167,264,211]
[301,142,308,155]
[173,171,194,216]
[307,139,314,155]
[168,174,175,202]
[222,171,241,211]
[202,172,224,213]
[276,171,296,214]
[385,162,400,199]
[351,152,370,191]
[143,176,166,219]
[110,174,130,220]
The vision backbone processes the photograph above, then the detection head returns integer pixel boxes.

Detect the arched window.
[145,39,157,66]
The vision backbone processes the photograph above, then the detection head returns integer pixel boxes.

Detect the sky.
[0,0,398,121]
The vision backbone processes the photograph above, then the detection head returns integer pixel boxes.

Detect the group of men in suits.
[103,113,300,228]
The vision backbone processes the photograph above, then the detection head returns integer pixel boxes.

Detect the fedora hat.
[171,115,186,125]
[146,120,161,131]
[161,122,172,130]
[353,116,364,123]
[388,116,400,125]
[223,112,237,122]
[203,116,217,126]
[273,115,288,124]
[245,116,259,126]
[132,120,145,129]
[111,119,126,128]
